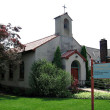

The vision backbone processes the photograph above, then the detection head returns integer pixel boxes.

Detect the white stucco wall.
[35,37,61,62]
[60,36,81,53]
[0,52,35,88]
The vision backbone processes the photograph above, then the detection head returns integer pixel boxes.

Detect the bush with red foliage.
[0,23,24,74]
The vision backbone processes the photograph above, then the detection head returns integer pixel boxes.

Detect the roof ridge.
[54,12,73,21]
[54,12,67,19]
[86,46,99,50]
[25,34,56,45]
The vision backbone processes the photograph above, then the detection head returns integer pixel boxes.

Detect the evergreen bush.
[29,59,71,97]
[94,79,110,90]
[80,46,90,81]
[52,46,62,68]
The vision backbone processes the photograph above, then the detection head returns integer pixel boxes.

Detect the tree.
[0,23,24,74]
[81,46,87,59]
[52,46,62,68]
[29,59,71,97]
[80,46,90,81]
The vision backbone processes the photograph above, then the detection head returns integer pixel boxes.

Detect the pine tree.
[81,46,90,81]
[53,46,62,68]
[81,46,87,59]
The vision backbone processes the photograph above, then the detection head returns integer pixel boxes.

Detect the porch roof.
[61,50,86,62]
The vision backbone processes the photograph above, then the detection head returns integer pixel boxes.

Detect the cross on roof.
[62,5,67,13]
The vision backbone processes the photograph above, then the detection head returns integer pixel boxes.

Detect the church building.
[0,13,102,89]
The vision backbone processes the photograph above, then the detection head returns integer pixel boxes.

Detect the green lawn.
[0,94,110,110]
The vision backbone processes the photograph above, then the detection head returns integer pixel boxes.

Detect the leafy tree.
[0,23,24,74]
[52,46,62,68]
[81,46,90,81]
[29,59,71,97]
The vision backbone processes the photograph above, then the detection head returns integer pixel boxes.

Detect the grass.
[0,94,110,110]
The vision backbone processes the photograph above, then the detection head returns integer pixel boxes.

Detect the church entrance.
[71,61,79,86]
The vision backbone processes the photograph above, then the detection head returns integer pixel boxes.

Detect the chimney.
[100,39,108,63]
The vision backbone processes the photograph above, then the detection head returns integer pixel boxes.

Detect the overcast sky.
[0,0,110,49]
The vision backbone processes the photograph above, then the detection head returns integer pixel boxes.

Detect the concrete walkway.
[79,88,110,93]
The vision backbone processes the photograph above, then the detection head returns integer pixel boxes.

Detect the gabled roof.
[54,12,73,21]
[24,34,58,52]
[61,50,86,62]
[86,46,100,60]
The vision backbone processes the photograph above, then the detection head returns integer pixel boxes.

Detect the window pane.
[9,64,13,79]
[20,61,24,79]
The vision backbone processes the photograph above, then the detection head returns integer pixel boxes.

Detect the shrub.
[52,46,62,68]
[29,59,71,97]
[73,91,110,100]
[94,79,110,90]
[0,85,25,96]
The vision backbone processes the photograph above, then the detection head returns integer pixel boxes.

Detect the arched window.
[71,61,79,68]
[9,64,13,80]
[19,61,24,80]
[64,18,69,30]
[1,73,5,80]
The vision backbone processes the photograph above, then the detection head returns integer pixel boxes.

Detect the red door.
[71,68,78,85]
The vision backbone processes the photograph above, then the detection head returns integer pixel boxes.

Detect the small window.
[1,74,5,80]
[19,61,24,80]
[9,64,13,80]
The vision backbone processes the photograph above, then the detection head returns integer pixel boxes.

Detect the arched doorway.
[71,60,80,85]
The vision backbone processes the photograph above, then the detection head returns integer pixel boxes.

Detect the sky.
[0,0,110,49]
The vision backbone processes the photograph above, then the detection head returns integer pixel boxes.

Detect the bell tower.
[54,13,73,37]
